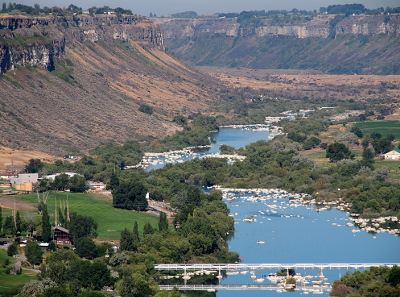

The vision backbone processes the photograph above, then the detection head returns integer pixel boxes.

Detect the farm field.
[353,121,400,140]
[3,192,159,241]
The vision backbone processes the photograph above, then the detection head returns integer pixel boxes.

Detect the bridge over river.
[159,284,328,292]
[155,263,400,271]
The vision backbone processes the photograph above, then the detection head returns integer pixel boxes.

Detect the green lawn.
[354,120,400,139]
[0,249,36,292]
[12,192,159,240]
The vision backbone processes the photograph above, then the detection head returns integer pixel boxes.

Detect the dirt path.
[0,196,36,211]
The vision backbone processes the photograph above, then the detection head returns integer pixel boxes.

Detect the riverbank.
[212,186,400,236]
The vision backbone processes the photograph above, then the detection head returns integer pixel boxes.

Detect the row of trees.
[0,3,134,16]
[330,265,400,296]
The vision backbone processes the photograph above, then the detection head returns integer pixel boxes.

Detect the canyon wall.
[0,15,164,73]
[153,14,400,39]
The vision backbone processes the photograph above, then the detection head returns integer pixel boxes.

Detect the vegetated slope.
[156,15,400,74]
[0,16,220,154]
[169,34,400,74]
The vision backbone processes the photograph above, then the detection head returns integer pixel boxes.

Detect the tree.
[120,228,135,251]
[15,210,23,234]
[26,240,44,265]
[52,173,70,191]
[75,237,98,259]
[350,126,363,138]
[362,148,375,160]
[3,216,16,236]
[132,221,140,247]
[387,133,396,141]
[109,251,130,267]
[143,222,155,236]
[25,159,44,173]
[39,287,73,297]
[69,213,98,243]
[186,185,202,207]
[387,265,400,287]
[47,241,56,251]
[326,142,353,162]
[42,204,51,242]
[7,243,18,256]
[108,173,119,190]
[69,175,88,193]
[370,131,382,140]
[112,179,148,211]
[372,138,393,154]
[158,212,168,232]
[20,278,57,297]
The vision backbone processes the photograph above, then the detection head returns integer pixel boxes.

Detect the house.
[10,173,39,191]
[0,171,18,180]
[88,181,106,192]
[383,150,400,160]
[53,226,71,245]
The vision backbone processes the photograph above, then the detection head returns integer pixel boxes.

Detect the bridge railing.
[154,263,400,271]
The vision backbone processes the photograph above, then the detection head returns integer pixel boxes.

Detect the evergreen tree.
[3,216,16,236]
[42,205,52,242]
[132,221,140,249]
[158,212,168,232]
[143,222,155,236]
[119,228,134,251]
[15,210,22,234]
[109,173,119,190]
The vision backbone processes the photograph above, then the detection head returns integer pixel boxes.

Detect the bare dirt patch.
[0,146,55,172]
[0,197,36,211]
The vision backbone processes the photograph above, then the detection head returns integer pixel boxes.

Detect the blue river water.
[151,128,400,296]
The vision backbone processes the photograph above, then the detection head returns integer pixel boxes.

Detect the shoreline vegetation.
[2,114,400,296]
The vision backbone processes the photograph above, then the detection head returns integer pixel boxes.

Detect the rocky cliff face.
[153,14,400,39]
[0,15,164,73]
[336,14,400,35]
[154,14,400,74]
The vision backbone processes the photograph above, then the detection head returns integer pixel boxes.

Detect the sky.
[12,0,400,17]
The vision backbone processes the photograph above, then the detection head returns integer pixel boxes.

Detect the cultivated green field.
[0,249,36,292]
[11,192,159,240]
[354,120,400,139]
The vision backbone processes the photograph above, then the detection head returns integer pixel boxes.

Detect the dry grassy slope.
[0,38,219,155]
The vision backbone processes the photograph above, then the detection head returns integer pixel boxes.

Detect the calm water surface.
[153,128,400,296]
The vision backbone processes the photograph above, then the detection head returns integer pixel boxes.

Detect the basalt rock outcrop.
[0,15,164,73]
[153,14,400,74]
[0,15,219,154]
[153,14,400,39]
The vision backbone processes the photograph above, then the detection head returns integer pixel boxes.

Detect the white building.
[43,172,82,180]
[383,150,400,160]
